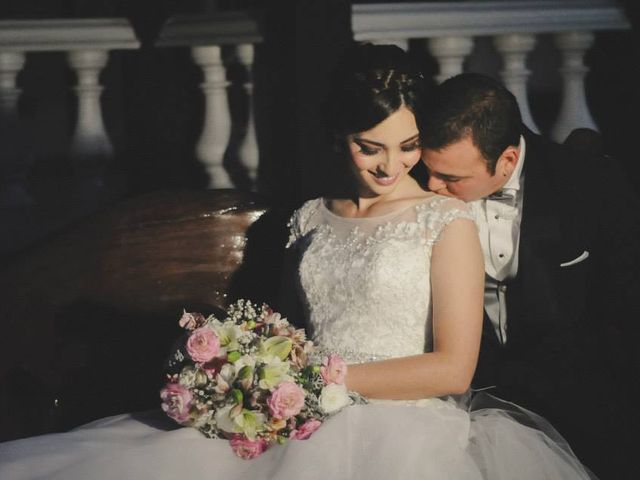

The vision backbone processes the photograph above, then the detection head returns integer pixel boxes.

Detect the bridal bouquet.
[160,299,359,459]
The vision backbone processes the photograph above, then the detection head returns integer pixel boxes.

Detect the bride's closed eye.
[401,141,420,152]
[353,140,419,156]
[353,140,380,156]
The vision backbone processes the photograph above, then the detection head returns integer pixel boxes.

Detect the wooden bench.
[0,189,292,441]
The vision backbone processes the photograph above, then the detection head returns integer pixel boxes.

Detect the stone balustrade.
[0,2,631,205]
[156,12,262,190]
[0,18,139,207]
[352,0,630,140]
[152,1,629,191]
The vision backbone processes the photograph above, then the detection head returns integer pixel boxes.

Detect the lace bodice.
[287,195,474,364]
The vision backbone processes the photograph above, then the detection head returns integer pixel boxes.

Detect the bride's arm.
[344,217,484,399]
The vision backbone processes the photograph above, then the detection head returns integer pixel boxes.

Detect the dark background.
[1,0,639,249]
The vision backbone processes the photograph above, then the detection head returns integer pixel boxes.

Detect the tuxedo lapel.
[519,131,562,249]
[505,131,563,347]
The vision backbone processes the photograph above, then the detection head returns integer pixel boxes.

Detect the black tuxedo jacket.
[472,129,640,477]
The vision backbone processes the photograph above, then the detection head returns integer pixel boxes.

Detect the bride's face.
[347,106,421,198]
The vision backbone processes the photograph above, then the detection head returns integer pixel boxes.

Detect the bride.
[0,43,594,479]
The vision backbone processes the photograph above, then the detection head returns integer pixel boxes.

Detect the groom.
[419,73,640,479]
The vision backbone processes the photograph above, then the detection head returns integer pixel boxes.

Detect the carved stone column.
[236,43,259,185]
[156,13,264,190]
[192,45,232,188]
[428,36,474,83]
[0,51,33,206]
[494,33,539,133]
[67,49,113,169]
[551,31,597,142]
[0,52,23,113]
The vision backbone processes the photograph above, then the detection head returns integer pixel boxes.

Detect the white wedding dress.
[0,195,595,480]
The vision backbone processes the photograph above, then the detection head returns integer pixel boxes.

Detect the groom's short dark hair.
[420,73,522,174]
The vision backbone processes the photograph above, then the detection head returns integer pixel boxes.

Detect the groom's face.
[421,136,511,202]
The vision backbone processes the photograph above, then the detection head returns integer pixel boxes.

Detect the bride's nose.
[378,151,400,176]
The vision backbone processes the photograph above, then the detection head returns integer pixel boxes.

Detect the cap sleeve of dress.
[286,198,323,248]
[416,196,476,250]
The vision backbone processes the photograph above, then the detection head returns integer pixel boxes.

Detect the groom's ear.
[496,145,519,178]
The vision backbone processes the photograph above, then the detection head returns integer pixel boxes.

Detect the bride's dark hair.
[326,43,425,151]
[322,43,428,195]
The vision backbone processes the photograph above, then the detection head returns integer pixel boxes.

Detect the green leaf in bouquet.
[236,365,254,391]
[231,389,244,405]
[227,351,242,363]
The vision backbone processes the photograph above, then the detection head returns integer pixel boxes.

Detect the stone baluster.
[551,31,597,142]
[67,49,113,170]
[494,34,539,133]
[0,52,24,113]
[428,36,474,83]
[192,45,232,189]
[236,43,259,185]
[0,51,33,206]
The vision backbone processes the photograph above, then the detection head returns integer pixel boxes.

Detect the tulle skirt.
[0,393,595,480]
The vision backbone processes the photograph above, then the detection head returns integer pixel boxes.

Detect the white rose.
[319,383,351,414]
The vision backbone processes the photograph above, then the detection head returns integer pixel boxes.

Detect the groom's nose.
[427,175,447,194]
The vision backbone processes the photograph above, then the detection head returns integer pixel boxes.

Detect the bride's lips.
[369,171,399,186]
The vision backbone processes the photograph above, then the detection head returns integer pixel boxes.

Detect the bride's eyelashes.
[353,140,380,156]
[401,141,421,152]
[353,140,420,156]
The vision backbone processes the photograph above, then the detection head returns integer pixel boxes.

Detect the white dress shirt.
[469,136,526,344]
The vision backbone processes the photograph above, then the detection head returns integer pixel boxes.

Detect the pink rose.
[267,381,306,420]
[230,436,267,459]
[320,354,347,385]
[291,419,322,440]
[160,383,193,424]
[186,327,220,363]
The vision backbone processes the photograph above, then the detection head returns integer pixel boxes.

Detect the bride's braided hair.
[326,43,426,151]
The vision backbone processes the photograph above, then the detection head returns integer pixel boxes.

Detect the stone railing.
[151,1,629,191]
[0,18,139,207]
[352,0,630,141]
[156,11,262,190]
[0,2,631,203]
